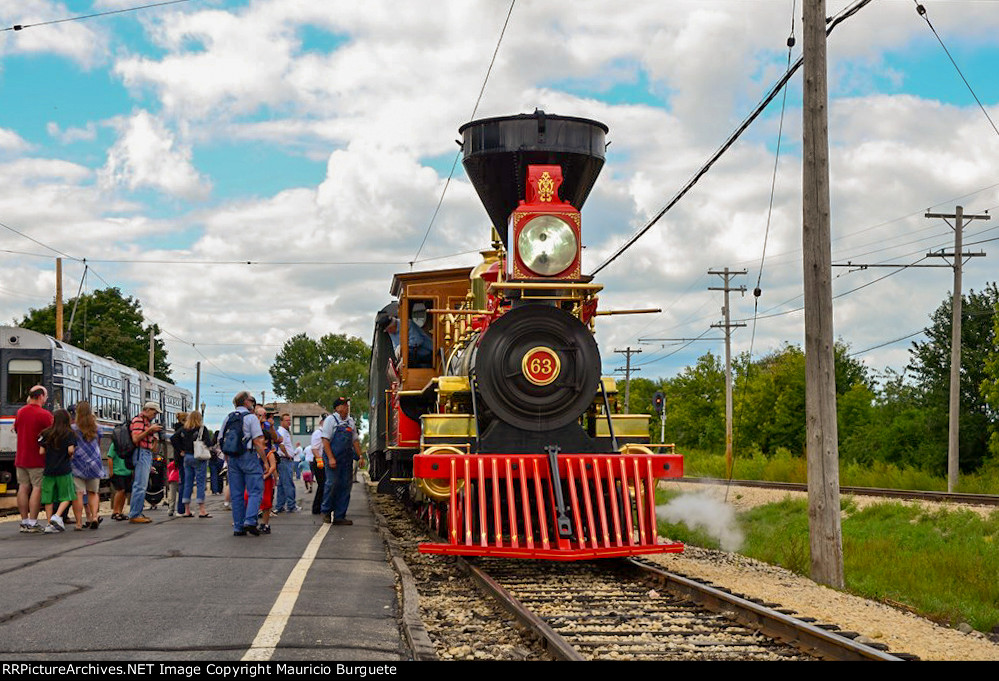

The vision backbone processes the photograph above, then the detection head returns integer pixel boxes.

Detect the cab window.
[7,359,43,405]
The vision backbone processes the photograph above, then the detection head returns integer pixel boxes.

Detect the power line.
[591,0,874,276]
[848,329,926,357]
[913,1,999,140]
[411,0,517,264]
[2,0,194,32]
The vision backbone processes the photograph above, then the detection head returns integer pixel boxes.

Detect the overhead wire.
[591,0,875,276]
[410,0,517,265]
[2,0,194,32]
[912,1,999,140]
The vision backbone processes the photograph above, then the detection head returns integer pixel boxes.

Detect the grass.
[656,488,999,633]
[679,447,999,494]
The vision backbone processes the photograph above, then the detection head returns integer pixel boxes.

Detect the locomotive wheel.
[475,304,600,431]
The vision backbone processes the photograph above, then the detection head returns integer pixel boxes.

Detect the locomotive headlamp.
[517,215,577,276]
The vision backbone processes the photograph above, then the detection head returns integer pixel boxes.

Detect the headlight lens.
[517,216,577,276]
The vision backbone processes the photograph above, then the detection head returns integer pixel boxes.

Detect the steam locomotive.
[367,111,684,560]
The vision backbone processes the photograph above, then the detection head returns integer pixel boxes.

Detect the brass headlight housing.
[517,215,577,276]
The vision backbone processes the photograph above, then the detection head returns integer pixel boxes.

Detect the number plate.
[521,347,561,386]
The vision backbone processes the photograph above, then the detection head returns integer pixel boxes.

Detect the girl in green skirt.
[38,409,76,533]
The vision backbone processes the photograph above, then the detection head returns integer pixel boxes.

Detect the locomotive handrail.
[594,308,661,316]
[489,282,603,292]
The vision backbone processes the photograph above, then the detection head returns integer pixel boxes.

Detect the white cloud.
[100,110,211,200]
[46,121,98,144]
[0,0,108,68]
[0,128,31,153]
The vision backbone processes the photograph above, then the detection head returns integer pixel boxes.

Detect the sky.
[1,0,998,424]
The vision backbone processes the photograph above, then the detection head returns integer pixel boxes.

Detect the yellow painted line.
[242,522,330,660]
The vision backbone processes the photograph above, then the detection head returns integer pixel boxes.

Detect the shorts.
[73,477,101,494]
[302,471,313,483]
[111,474,133,491]
[17,467,44,489]
[246,476,275,511]
[41,474,77,505]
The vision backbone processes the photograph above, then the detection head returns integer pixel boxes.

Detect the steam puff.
[657,492,744,552]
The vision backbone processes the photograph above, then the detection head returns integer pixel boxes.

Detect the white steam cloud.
[657,492,744,552]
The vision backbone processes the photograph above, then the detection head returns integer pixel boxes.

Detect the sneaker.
[129,516,152,524]
[322,513,331,524]
[24,524,43,534]
[260,524,271,534]
[243,524,260,536]
[332,519,353,526]
[288,506,302,513]
[50,515,65,531]
[223,502,231,509]
[272,508,283,515]
[168,510,174,517]
[43,525,59,534]
[19,522,28,533]
[233,530,247,536]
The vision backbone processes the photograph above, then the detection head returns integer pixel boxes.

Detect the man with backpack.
[128,401,164,524]
[219,391,267,536]
[319,397,364,525]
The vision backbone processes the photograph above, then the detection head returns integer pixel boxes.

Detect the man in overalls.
[319,398,364,525]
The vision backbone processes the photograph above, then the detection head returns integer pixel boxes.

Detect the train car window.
[6,359,44,404]
[54,361,64,375]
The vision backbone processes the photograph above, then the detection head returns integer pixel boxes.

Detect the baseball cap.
[332,397,349,408]
[142,401,162,413]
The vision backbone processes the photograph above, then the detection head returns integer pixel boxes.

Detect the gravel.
[370,492,554,661]
[652,481,999,661]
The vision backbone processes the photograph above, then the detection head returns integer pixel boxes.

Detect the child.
[302,468,313,493]
[38,409,76,533]
[107,441,133,521]
[166,460,180,516]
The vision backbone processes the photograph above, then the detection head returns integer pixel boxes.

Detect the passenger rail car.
[0,326,193,488]
[368,111,684,560]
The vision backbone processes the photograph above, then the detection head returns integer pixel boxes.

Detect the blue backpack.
[220,410,248,457]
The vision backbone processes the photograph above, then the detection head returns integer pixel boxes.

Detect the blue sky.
[1,0,998,422]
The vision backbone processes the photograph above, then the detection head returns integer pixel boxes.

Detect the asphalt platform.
[0,475,409,661]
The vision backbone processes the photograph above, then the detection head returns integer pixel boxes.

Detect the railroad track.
[459,556,910,661]
[680,477,999,506]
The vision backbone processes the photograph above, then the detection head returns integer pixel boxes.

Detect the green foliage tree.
[269,333,371,422]
[661,352,725,449]
[979,296,999,461]
[18,287,172,380]
[907,284,997,471]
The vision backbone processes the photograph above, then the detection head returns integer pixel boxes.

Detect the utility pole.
[803,0,843,589]
[55,258,63,342]
[925,205,990,493]
[195,361,201,414]
[708,268,746,480]
[613,347,642,413]
[148,328,154,376]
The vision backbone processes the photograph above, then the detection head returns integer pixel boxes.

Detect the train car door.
[80,360,92,407]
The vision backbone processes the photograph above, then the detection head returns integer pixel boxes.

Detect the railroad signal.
[652,391,665,415]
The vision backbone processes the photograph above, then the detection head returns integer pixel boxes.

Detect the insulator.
[754,287,762,298]
[787,36,795,48]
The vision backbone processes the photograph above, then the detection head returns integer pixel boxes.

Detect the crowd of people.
[11,385,365,537]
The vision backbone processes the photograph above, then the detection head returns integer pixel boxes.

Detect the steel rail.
[460,555,905,661]
[456,556,584,660]
[629,559,904,661]
[679,477,999,506]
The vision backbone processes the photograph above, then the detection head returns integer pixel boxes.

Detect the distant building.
[263,402,326,441]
